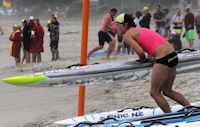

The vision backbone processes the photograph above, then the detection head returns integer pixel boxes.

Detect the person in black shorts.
[47,15,60,61]
[88,8,117,59]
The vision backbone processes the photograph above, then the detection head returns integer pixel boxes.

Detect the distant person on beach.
[140,6,151,29]
[34,18,44,63]
[9,24,22,65]
[115,13,190,113]
[153,5,166,37]
[195,10,200,46]
[87,8,117,59]
[47,15,60,61]
[134,11,143,28]
[184,8,195,49]
[163,8,171,38]
[171,8,184,37]
[21,19,31,64]
[29,16,37,63]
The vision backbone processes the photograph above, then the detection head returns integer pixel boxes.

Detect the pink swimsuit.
[137,28,166,56]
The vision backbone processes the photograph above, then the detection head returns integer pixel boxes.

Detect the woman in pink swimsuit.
[116,13,190,113]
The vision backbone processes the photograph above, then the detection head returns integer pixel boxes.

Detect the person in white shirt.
[134,11,143,28]
[171,8,184,36]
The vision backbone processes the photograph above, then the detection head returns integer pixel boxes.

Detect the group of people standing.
[9,15,60,65]
[9,16,44,65]
[88,5,200,60]
[87,7,152,59]
[154,5,200,50]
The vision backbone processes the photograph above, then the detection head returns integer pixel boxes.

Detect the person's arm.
[157,14,166,23]
[124,33,146,61]
[171,15,176,24]
[156,18,165,22]
[153,13,158,23]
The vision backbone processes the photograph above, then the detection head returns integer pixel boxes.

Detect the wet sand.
[0,17,200,127]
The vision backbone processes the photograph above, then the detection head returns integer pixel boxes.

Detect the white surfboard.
[54,102,200,126]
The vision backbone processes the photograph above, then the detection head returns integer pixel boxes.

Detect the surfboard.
[75,106,200,127]
[54,102,200,126]
[2,50,200,86]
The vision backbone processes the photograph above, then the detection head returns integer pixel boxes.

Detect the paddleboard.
[115,121,200,127]
[76,106,200,127]
[2,50,200,86]
[54,102,200,126]
[111,116,200,127]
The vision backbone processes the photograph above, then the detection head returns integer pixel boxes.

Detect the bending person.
[88,8,117,59]
[115,13,190,113]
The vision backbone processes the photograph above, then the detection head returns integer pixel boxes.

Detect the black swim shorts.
[109,31,116,37]
[98,31,112,46]
[155,52,178,68]
[50,40,59,49]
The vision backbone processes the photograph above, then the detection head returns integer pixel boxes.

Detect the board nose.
[2,75,48,86]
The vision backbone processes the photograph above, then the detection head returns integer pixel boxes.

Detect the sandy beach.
[0,16,200,127]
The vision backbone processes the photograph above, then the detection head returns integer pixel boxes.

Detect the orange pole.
[78,0,90,116]
[77,85,86,116]
[80,0,90,65]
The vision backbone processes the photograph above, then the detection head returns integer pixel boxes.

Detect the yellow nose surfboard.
[2,75,48,86]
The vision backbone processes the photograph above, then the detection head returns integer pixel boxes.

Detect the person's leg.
[25,51,30,63]
[88,31,105,59]
[163,67,190,106]
[150,64,172,113]
[107,33,116,59]
[56,49,60,59]
[55,43,60,60]
[198,33,200,48]
[117,35,123,54]
[32,53,36,63]
[21,49,26,64]
[116,44,121,54]
[109,33,116,52]
[128,46,133,55]
[15,57,21,65]
[189,40,193,49]
[51,47,56,61]
[107,39,115,59]
[88,45,104,58]
[126,46,131,54]
[36,53,42,63]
